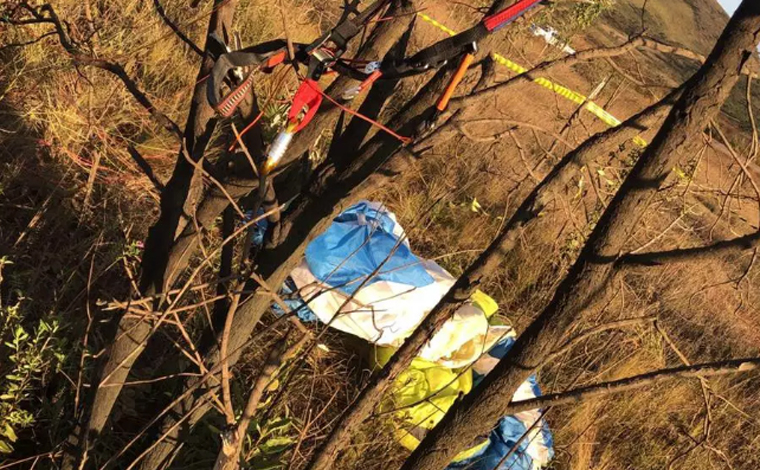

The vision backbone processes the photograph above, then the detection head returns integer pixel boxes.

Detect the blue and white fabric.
[280,201,553,469]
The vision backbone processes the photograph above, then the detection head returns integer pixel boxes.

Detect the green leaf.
[0,394,14,400]
[0,440,13,454]
[260,436,295,455]
[264,417,292,435]
[3,424,17,442]
[14,325,28,341]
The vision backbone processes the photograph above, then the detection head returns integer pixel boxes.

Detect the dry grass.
[1,0,759,469]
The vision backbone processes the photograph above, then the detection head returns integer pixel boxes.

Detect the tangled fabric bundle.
[271,201,554,470]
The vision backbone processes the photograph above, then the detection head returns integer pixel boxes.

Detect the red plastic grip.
[483,0,542,32]
[263,50,287,72]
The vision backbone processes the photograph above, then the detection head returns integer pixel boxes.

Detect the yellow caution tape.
[417,13,457,36]
[417,13,648,147]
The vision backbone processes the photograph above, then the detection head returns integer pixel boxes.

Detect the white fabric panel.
[291,259,510,368]
[290,258,454,347]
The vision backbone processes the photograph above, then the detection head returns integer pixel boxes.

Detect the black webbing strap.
[207,40,296,109]
[379,23,487,78]
[407,23,487,68]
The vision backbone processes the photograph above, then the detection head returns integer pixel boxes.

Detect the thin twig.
[712,121,760,222]
[544,316,657,366]
[220,286,243,425]
[153,0,204,56]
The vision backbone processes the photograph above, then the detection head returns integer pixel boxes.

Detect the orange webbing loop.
[435,53,475,112]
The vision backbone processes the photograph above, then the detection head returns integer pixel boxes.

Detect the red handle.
[263,50,287,72]
[483,0,542,32]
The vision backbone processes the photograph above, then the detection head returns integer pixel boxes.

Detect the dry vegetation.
[1,0,759,469]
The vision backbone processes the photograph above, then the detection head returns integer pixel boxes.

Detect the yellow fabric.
[373,290,501,462]
[471,289,499,318]
[416,13,648,148]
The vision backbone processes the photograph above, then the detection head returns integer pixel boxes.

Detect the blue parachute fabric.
[270,278,318,323]
[261,201,553,470]
[242,208,270,247]
[448,416,534,470]
[473,335,515,387]
[463,335,555,470]
[303,201,435,295]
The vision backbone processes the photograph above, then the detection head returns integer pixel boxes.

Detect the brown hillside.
[0,1,758,470]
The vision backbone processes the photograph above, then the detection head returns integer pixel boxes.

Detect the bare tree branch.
[153,0,204,56]
[618,231,760,266]
[60,2,241,466]
[507,357,759,415]
[401,4,760,468]
[300,79,681,470]
[213,332,308,470]
[544,316,657,366]
[451,34,721,112]
[9,3,182,137]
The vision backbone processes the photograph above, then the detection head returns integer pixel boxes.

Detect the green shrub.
[0,257,66,455]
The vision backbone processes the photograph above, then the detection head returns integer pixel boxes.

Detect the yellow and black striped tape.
[417,13,648,147]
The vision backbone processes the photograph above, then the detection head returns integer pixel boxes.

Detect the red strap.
[308,81,412,145]
[483,0,542,32]
[360,70,383,91]
[289,79,323,132]
[215,72,255,117]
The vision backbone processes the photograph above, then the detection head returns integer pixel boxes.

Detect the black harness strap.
[207,40,296,110]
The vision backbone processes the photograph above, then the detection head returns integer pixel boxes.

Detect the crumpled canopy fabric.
[281,201,553,469]
[290,201,509,366]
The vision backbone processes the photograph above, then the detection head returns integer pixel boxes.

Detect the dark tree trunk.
[65,2,240,466]
[133,9,438,468]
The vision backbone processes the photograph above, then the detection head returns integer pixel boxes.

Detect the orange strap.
[360,70,383,91]
[306,80,412,145]
[436,53,475,112]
